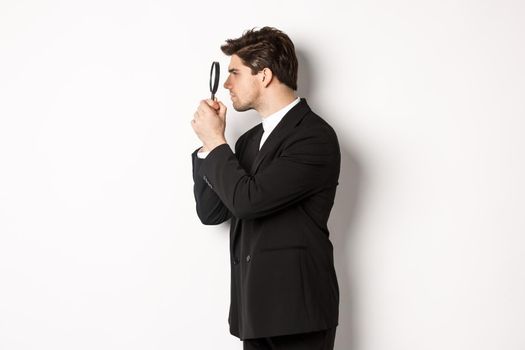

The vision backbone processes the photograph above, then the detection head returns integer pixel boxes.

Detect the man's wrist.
[204,139,227,152]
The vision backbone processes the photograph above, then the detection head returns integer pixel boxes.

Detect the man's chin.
[232,103,252,112]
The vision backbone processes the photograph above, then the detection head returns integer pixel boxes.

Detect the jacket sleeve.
[196,128,340,220]
[191,146,232,225]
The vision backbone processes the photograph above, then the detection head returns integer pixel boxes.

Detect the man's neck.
[257,91,298,118]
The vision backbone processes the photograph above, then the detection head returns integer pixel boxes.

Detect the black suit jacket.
[191,98,340,340]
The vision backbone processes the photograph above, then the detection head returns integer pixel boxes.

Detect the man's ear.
[261,68,273,87]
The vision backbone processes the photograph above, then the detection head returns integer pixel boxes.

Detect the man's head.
[221,27,298,113]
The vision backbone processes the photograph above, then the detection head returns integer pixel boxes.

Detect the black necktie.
[248,126,264,168]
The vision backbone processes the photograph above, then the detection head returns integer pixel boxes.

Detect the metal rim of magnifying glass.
[209,61,220,97]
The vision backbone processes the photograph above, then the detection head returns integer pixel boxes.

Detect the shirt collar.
[261,97,301,133]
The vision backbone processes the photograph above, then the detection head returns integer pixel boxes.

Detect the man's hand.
[191,99,227,152]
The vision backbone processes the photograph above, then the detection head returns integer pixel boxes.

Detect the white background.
[1,0,524,349]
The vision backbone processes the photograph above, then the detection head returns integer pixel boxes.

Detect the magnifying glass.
[209,61,220,100]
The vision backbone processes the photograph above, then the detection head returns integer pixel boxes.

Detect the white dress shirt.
[197,97,301,159]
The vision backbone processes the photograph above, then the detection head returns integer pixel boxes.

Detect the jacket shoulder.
[293,110,340,147]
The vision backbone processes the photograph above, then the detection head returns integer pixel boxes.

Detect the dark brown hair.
[221,26,298,91]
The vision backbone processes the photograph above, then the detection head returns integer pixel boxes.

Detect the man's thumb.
[217,102,227,119]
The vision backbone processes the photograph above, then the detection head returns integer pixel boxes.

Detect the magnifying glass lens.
[209,61,220,100]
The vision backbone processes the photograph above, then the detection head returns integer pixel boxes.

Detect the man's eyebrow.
[228,68,239,73]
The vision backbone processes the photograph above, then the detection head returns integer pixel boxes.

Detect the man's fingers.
[204,99,220,110]
[190,119,197,133]
[196,98,226,121]
[198,99,223,117]
[198,100,215,114]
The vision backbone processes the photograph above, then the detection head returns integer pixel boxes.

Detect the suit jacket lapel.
[250,98,311,174]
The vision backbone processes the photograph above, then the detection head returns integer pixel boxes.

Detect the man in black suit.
[191,26,340,350]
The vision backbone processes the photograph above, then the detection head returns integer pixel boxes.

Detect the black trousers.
[242,327,337,350]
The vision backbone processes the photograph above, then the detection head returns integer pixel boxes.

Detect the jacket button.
[246,254,251,262]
